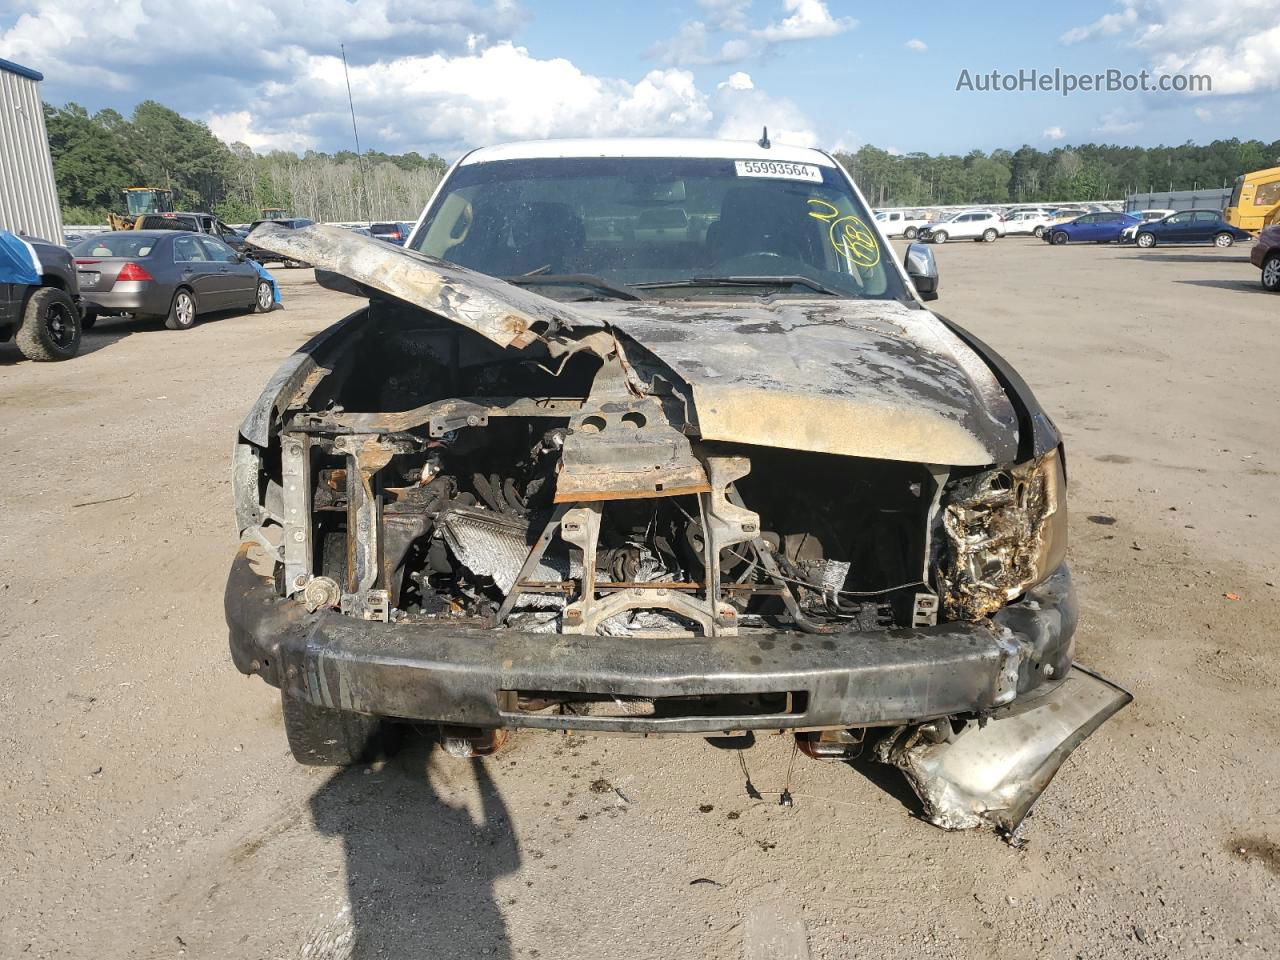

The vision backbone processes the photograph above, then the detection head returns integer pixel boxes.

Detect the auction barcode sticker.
[734,160,823,182]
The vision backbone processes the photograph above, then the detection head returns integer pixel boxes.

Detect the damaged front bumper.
[229,547,1085,734]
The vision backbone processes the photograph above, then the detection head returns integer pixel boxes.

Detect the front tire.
[252,280,274,313]
[1262,254,1280,292]
[1033,225,1045,238]
[982,228,998,242]
[1050,231,1068,245]
[903,227,918,239]
[15,287,81,361]
[1136,232,1156,248]
[281,691,385,766]
[164,289,197,330]
[931,230,948,244]
[1214,232,1234,248]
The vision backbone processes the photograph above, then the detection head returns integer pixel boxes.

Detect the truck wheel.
[164,289,197,330]
[903,226,917,239]
[15,287,81,361]
[281,691,385,766]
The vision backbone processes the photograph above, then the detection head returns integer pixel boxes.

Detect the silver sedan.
[72,231,274,330]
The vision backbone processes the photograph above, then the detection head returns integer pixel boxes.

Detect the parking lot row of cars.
[876,204,1278,290]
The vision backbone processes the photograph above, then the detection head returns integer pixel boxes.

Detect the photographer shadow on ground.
[305,732,519,959]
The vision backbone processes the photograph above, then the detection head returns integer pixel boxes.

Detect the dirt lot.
[2,238,1277,960]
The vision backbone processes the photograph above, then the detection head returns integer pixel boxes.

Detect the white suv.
[1002,209,1052,238]
[919,210,1005,243]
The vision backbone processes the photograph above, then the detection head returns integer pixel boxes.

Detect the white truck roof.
[459,138,837,167]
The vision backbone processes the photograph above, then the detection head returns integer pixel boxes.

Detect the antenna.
[341,43,370,221]
[758,125,771,149]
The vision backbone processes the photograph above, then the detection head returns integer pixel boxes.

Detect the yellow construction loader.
[106,187,174,230]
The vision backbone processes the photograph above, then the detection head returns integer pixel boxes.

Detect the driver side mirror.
[904,242,939,302]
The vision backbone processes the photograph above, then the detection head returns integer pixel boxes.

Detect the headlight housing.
[939,448,1067,620]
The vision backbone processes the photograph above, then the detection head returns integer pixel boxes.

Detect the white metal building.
[0,58,63,243]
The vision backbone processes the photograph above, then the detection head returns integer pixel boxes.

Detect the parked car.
[243,217,315,266]
[1119,209,1176,243]
[1,230,83,360]
[226,137,1129,835]
[136,212,246,251]
[917,210,1005,243]
[874,210,931,239]
[1002,209,1052,238]
[1133,210,1254,248]
[370,221,412,245]
[1044,212,1140,245]
[1249,224,1280,291]
[71,230,273,330]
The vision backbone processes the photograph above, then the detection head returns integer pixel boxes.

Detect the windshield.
[411,156,905,300]
[72,235,158,258]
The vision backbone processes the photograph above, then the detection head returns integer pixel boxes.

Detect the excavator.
[106,187,174,230]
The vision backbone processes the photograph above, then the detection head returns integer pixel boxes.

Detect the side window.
[1167,213,1191,224]
[1193,211,1218,223]
[173,235,207,261]
[199,237,239,262]
[1255,182,1280,206]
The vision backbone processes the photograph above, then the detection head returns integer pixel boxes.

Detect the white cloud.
[1061,0,1280,95]
[714,79,818,147]
[904,38,928,52]
[206,110,319,153]
[1094,109,1141,134]
[650,0,856,66]
[1043,126,1066,140]
[718,71,755,90]
[755,0,856,43]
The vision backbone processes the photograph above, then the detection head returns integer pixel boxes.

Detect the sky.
[3,0,1278,159]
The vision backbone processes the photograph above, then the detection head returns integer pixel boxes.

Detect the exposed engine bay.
[259,299,952,637]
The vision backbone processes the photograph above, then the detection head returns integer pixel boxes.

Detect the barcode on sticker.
[734,160,823,182]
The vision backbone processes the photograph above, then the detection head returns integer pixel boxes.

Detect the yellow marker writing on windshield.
[808,199,880,268]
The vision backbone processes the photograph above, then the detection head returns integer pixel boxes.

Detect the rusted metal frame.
[699,457,760,636]
[559,505,603,633]
[280,432,312,596]
[491,502,572,627]
[914,465,950,627]
[290,396,588,437]
[333,434,403,621]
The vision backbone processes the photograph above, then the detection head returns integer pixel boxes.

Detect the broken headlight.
[939,449,1067,620]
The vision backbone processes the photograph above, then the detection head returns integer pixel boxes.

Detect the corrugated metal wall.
[1125,188,1231,214]
[0,67,63,243]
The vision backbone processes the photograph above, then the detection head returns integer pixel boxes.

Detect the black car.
[243,218,315,266]
[1134,210,1255,248]
[1,235,83,361]
[136,212,246,252]
[369,221,411,245]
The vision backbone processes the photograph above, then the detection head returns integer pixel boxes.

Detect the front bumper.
[226,547,1081,735]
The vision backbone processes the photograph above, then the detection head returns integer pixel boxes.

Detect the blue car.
[1133,210,1254,249]
[1045,212,1140,245]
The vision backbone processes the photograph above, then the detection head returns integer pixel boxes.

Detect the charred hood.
[248,223,1021,465]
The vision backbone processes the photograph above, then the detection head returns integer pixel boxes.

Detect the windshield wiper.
[633,275,846,297]
[503,273,646,301]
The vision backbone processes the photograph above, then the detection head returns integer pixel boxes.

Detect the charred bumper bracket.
[227,550,1091,737]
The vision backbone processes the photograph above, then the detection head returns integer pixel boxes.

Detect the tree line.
[44,98,1280,222]
[45,100,447,224]
[835,139,1280,208]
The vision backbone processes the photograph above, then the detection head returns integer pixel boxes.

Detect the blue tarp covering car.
[0,230,41,285]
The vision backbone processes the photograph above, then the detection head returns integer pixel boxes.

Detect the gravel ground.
[1,239,1277,960]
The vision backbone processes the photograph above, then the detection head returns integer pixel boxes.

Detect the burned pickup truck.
[226,139,1128,832]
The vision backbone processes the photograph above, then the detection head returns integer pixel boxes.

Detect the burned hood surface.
[247,223,594,348]
[577,299,1018,466]
[264,225,1018,465]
